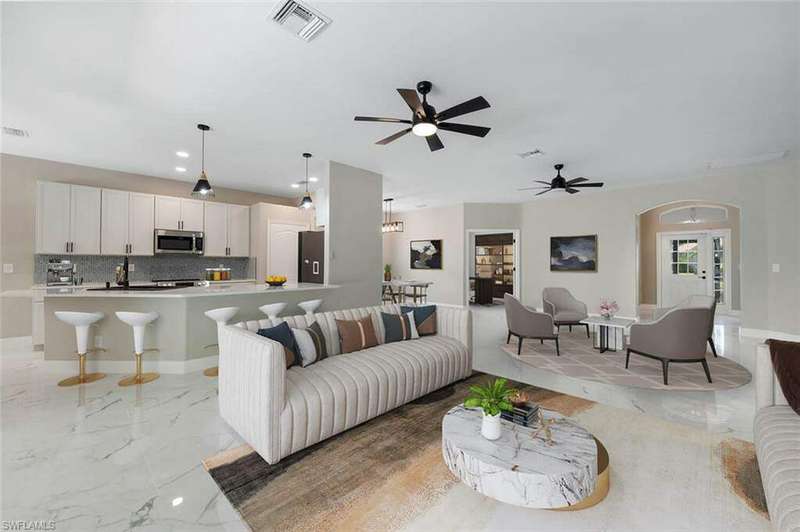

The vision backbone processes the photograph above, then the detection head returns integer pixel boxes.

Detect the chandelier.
[382,198,404,233]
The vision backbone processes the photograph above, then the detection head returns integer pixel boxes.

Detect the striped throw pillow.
[336,316,379,354]
[381,312,419,343]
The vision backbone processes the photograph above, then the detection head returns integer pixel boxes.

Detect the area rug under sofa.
[203,373,767,532]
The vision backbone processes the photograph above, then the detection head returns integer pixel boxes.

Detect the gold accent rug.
[204,373,767,531]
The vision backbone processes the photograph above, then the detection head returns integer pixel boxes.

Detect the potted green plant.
[464,378,516,440]
[384,263,392,282]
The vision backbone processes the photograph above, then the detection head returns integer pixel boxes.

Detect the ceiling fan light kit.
[517,163,604,196]
[354,80,491,152]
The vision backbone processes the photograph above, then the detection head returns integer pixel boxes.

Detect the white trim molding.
[740,328,800,342]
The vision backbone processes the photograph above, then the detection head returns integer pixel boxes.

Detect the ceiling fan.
[518,164,604,195]
[354,80,490,152]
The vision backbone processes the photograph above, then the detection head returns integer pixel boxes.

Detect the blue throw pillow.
[257,321,300,368]
[400,305,437,336]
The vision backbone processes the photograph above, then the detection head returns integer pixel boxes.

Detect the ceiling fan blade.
[534,180,553,186]
[355,116,412,124]
[397,88,424,116]
[436,122,491,137]
[376,128,412,145]
[565,188,580,194]
[535,189,551,196]
[517,186,550,191]
[570,182,604,187]
[435,96,490,122]
[426,133,444,152]
[566,177,588,185]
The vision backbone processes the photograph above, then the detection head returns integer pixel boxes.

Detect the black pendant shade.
[298,152,313,209]
[191,124,215,199]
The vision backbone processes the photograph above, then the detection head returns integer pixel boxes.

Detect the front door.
[660,233,709,307]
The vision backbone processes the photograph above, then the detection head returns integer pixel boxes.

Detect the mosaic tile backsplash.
[35,255,251,284]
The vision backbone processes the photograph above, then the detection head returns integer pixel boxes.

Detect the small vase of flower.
[599,299,619,320]
[464,378,516,440]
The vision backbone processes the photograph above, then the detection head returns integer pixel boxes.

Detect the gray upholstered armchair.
[542,287,590,337]
[504,293,559,355]
[627,307,713,385]
[653,295,718,357]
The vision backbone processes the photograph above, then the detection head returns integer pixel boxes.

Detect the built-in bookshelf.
[474,233,514,299]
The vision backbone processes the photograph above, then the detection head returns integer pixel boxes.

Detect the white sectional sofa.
[754,343,800,532]
[218,303,472,464]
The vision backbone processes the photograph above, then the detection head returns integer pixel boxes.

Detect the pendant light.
[191,124,215,199]
[382,198,404,233]
[299,153,313,209]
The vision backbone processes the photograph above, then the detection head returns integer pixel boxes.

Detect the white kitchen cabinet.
[155,196,204,231]
[69,185,102,255]
[180,199,205,232]
[155,196,181,230]
[35,182,101,255]
[203,202,228,257]
[227,204,250,257]
[128,193,155,255]
[102,190,154,255]
[203,203,250,257]
[101,189,130,255]
[36,181,71,254]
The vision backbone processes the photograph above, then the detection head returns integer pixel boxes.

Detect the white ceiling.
[3,2,798,210]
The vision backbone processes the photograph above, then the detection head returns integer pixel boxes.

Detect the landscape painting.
[410,240,442,269]
[550,235,597,272]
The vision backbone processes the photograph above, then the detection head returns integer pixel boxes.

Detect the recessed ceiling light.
[172,497,183,507]
[2,126,30,137]
[175,166,187,173]
[291,183,300,188]
[517,149,544,159]
[308,177,318,182]
[175,151,189,158]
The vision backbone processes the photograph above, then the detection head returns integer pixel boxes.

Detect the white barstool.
[298,299,322,316]
[202,306,239,377]
[259,303,286,320]
[54,311,106,387]
[115,311,160,387]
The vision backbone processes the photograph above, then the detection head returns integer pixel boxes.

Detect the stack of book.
[501,402,540,427]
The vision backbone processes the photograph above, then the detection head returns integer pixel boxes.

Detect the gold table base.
[118,352,160,387]
[551,438,609,511]
[57,352,106,387]
[203,366,219,377]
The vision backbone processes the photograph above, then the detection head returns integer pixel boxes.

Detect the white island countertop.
[42,282,338,299]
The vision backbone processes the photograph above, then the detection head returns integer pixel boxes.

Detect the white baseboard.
[0,336,33,351]
[740,328,800,342]
[43,354,218,375]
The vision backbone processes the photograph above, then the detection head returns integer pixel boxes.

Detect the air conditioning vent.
[270,0,331,42]
[2,126,30,137]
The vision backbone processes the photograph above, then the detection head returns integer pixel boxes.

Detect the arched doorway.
[637,200,741,314]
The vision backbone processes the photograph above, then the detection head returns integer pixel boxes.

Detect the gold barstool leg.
[118,350,160,387]
[58,350,106,387]
[202,343,219,378]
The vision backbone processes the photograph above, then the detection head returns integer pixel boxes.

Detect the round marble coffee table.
[442,405,609,510]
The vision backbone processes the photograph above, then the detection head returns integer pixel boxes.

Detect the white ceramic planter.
[481,412,502,440]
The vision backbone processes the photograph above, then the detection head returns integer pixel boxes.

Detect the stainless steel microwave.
[154,229,204,255]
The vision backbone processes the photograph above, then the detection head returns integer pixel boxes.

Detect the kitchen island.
[43,282,338,373]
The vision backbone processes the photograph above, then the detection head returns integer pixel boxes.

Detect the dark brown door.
[298,231,325,283]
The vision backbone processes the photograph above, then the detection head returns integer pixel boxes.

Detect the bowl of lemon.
[266,275,287,287]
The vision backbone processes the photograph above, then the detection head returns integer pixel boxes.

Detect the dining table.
[382,280,432,304]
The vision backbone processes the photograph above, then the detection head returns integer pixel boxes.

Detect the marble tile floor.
[1,305,762,531]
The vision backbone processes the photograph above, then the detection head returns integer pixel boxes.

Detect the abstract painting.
[550,235,597,271]
[410,240,442,269]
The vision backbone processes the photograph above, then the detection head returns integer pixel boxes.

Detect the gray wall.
[0,153,295,338]
[519,160,799,333]
[326,161,383,309]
